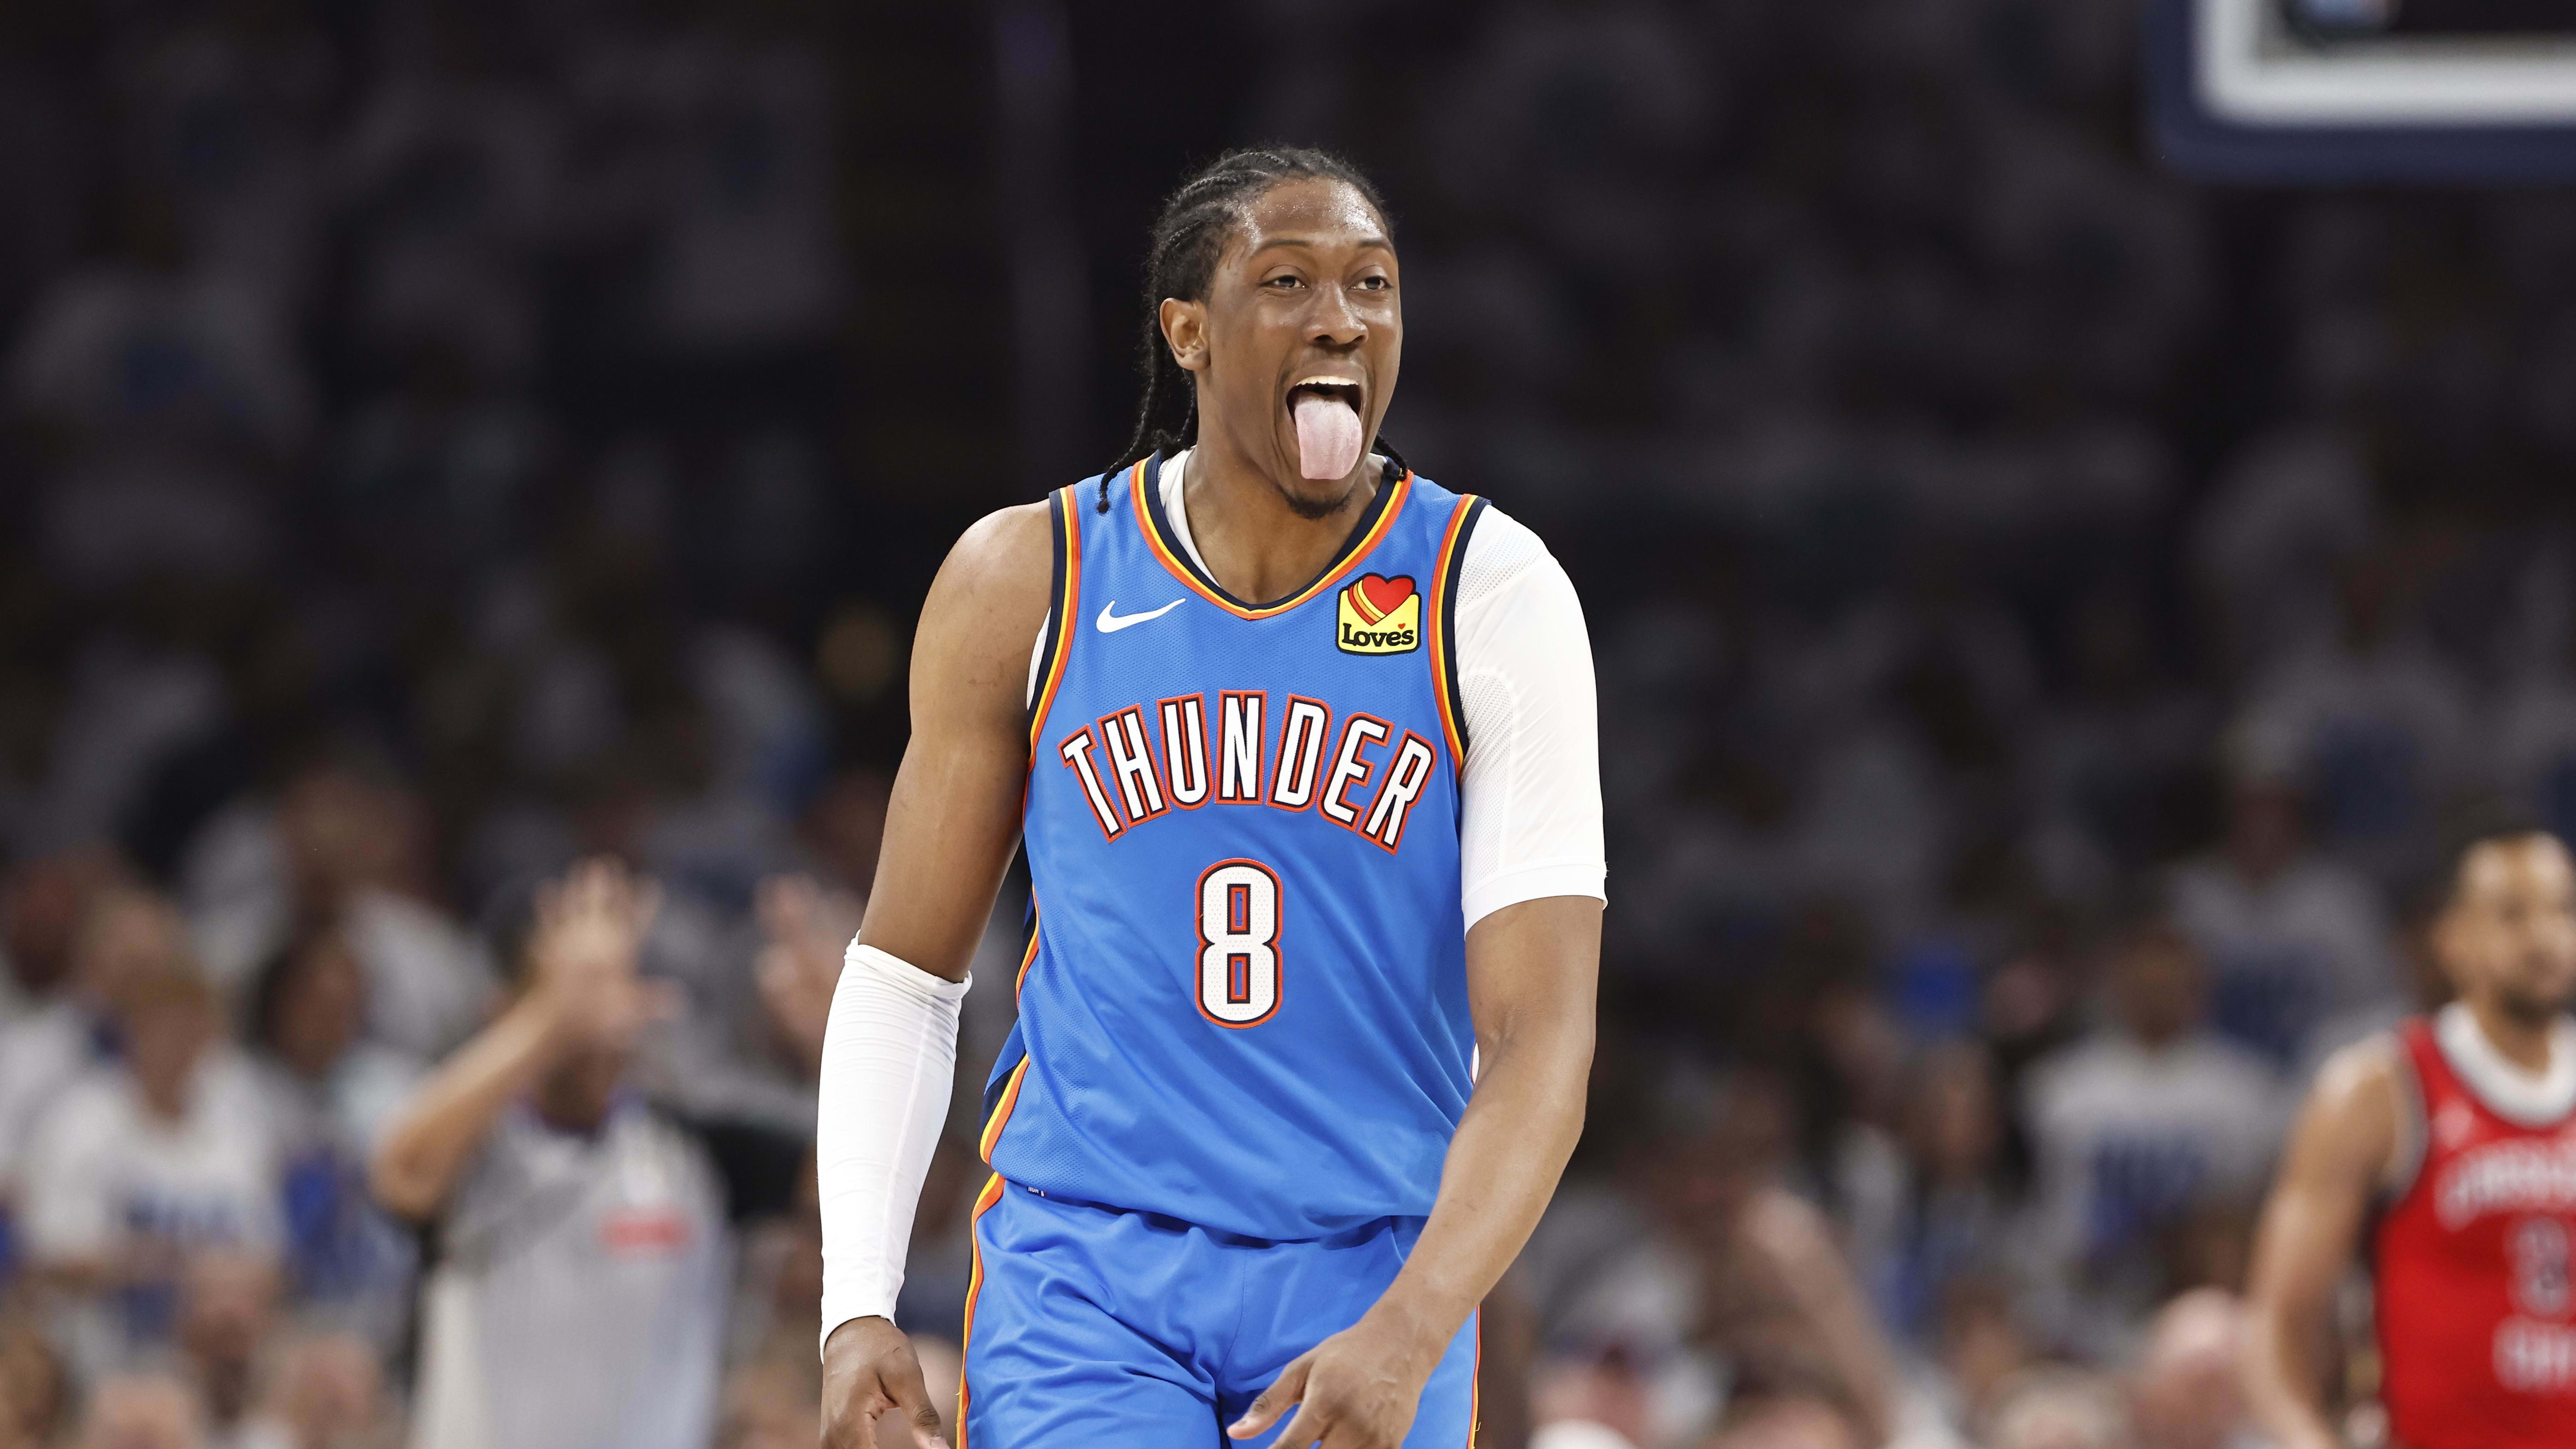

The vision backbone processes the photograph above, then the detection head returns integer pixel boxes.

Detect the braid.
[1103,146,1404,512]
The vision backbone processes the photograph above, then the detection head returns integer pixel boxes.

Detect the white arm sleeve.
[1455,507,1607,928]
[816,941,970,1354]
[1099,455,1606,927]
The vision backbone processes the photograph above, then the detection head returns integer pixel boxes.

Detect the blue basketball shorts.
[957,1177,1478,1448]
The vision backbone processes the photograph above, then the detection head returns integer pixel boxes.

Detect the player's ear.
[1161,297,1208,373]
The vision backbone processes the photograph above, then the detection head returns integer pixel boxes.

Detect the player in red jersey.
[2244,825,2576,1449]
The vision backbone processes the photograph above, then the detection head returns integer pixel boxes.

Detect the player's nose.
[1307,281,1368,347]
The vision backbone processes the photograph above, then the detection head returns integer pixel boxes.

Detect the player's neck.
[1179,439,1377,606]
[2464,995,2559,1075]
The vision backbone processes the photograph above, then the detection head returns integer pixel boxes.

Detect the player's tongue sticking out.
[1291,390,1363,481]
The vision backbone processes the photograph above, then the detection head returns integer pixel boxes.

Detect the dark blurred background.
[3,3,2574,1448]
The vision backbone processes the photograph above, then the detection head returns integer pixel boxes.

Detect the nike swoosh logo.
[1096,600,1182,634]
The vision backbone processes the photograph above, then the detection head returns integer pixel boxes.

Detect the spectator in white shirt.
[2230,552,2475,882]
[20,966,280,1374]
[0,885,184,1206]
[186,760,495,1059]
[2023,921,2288,1360]
[2168,774,2394,1072]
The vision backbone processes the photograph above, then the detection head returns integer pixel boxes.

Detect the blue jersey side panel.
[988,459,1478,1240]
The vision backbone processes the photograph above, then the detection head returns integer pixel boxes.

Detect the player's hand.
[823,1316,948,1449]
[1226,1313,1437,1449]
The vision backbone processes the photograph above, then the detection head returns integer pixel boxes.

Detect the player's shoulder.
[944,498,1057,583]
[2305,1028,2412,1134]
[2276,1027,2416,1185]
[910,498,1060,706]
[2315,1028,2409,1097]
[923,499,1059,634]
[1406,480,1572,612]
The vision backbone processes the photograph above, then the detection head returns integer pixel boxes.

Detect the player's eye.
[1354,275,1390,291]
[1263,274,1304,290]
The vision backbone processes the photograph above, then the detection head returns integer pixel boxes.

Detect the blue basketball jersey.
[984,454,1489,1241]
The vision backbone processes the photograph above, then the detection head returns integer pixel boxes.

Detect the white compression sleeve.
[1452,506,1606,928]
[816,941,970,1354]
[1149,457,1607,927]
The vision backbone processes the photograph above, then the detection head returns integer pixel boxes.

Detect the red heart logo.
[1352,574,1415,622]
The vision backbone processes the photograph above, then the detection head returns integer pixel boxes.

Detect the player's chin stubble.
[2496,981,2573,1025]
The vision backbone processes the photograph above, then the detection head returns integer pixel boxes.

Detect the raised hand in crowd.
[753,874,858,1080]
[521,859,671,1056]
[371,858,672,1222]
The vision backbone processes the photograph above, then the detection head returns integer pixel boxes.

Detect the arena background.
[2,2,2572,1447]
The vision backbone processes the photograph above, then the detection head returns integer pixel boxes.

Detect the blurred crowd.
[0,1,907,1446]
[3,1,2575,1448]
[1282,3,2576,1448]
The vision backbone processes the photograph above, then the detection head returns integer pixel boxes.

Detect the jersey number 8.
[1196,860,1282,1027]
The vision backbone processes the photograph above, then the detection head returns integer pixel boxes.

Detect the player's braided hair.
[1103,146,1408,512]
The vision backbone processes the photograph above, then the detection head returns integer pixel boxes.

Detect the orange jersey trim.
[1027,489,1082,754]
[1014,904,1040,998]
[953,1173,1009,1449]
[1467,1312,1481,1449]
[1424,495,1480,772]
[977,1056,1030,1163]
[1135,458,1416,621]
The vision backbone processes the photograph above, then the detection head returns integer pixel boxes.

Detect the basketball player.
[814,148,1605,1449]
[2243,825,2576,1449]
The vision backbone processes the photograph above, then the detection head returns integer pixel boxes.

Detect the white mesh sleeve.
[1454,506,1607,928]
[816,942,969,1354]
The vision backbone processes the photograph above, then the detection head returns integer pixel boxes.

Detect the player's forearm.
[371,998,561,1219]
[1363,999,1591,1358]
[2243,1300,2347,1449]
[2243,1211,2351,1449]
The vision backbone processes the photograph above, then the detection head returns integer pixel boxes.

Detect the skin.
[268,935,365,1082]
[823,176,1600,1449]
[1163,177,1403,593]
[2242,833,2576,1449]
[69,888,189,1019]
[2108,928,2207,1051]
[34,984,219,1294]
[369,860,672,1222]
[127,997,214,1123]
[74,1374,200,1449]
[1639,1080,1895,1445]
[263,1332,388,1449]
[178,1251,281,1425]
